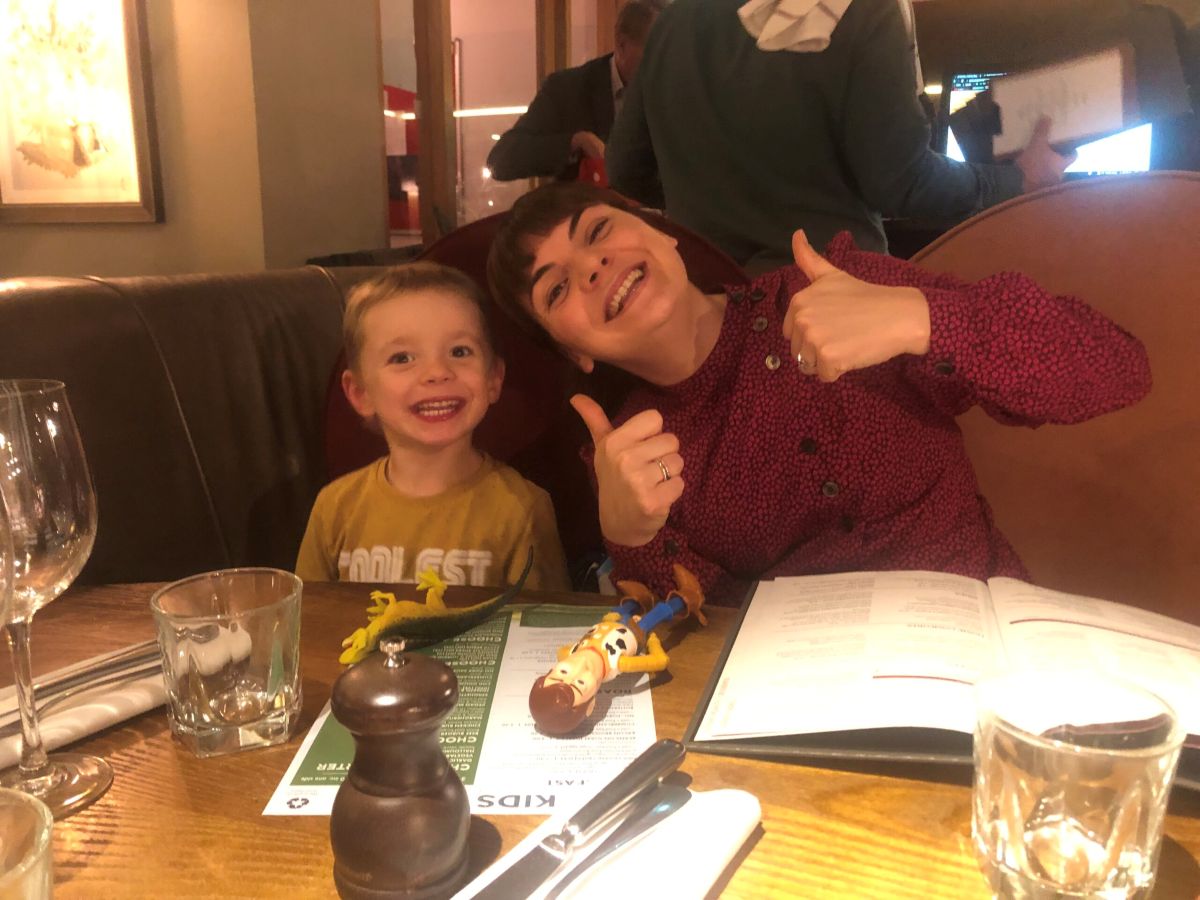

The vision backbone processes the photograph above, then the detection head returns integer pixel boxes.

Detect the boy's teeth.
[608,268,643,319]
[416,399,461,415]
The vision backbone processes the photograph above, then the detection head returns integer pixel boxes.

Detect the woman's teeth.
[607,267,644,320]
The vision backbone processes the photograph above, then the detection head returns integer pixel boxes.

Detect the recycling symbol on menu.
[287,797,310,809]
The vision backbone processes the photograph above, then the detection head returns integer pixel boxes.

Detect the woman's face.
[524,204,690,372]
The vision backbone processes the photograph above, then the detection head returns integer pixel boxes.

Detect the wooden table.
[5,582,1200,899]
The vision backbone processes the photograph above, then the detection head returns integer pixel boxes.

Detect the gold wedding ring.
[655,458,672,483]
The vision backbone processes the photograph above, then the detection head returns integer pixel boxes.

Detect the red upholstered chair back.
[910,172,1200,622]
[322,209,748,571]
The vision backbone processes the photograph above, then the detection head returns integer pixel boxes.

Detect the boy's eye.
[387,351,413,365]
[450,344,474,358]
[586,217,609,243]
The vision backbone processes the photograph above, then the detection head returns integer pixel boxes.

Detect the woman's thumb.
[570,394,613,443]
[792,230,836,282]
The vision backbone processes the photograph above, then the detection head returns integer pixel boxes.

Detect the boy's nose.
[420,360,453,382]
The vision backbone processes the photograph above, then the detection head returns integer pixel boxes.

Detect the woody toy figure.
[529,565,706,735]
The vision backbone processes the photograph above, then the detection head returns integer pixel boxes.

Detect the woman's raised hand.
[784,230,931,382]
[571,394,685,548]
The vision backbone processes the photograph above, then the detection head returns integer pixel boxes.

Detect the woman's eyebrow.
[530,262,555,291]
[529,209,590,292]
[567,209,585,239]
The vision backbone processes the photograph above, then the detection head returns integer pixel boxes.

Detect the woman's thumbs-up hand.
[571,394,684,548]
[784,230,931,382]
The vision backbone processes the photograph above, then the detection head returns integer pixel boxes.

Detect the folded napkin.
[456,787,762,899]
[0,658,167,771]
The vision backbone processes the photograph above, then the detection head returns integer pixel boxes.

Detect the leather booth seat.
[0,267,371,585]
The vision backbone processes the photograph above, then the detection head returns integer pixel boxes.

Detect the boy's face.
[343,289,504,453]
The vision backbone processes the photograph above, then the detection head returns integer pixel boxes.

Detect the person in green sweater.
[607,0,1073,271]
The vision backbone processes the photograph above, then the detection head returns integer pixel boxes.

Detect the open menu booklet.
[684,571,1200,790]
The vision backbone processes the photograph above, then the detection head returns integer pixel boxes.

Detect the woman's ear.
[342,368,375,419]
[568,351,596,374]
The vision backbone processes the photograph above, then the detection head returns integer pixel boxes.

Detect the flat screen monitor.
[943,71,1154,177]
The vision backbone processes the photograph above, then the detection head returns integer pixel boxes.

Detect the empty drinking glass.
[973,671,1183,899]
[150,568,303,758]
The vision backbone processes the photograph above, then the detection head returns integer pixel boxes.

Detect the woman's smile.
[605,264,646,321]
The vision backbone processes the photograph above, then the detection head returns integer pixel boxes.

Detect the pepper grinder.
[330,638,470,899]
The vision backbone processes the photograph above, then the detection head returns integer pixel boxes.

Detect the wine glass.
[0,379,110,817]
[0,493,12,644]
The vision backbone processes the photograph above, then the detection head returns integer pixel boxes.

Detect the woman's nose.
[585,255,610,286]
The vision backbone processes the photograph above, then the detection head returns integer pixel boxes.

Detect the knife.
[0,637,161,730]
[472,738,686,899]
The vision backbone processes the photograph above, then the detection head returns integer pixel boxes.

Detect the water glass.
[150,568,302,758]
[972,671,1183,899]
[0,787,52,898]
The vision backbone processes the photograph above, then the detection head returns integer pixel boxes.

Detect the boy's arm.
[509,490,571,592]
[295,495,337,582]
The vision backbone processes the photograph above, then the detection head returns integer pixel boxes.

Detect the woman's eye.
[546,280,566,308]
[387,351,412,365]
[450,345,473,358]
[586,217,609,243]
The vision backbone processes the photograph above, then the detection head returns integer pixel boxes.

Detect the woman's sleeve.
[893,264,1152,425]
[605,524,726,602]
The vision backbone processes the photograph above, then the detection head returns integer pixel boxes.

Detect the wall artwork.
[0,0,161,223]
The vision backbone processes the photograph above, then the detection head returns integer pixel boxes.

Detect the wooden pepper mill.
[330,637,470,899]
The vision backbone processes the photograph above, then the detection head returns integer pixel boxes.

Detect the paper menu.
[692,571,999,742]
[264,604,658,816]
[992,46,1136,156]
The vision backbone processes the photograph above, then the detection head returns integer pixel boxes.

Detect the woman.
[487,183,1150,603]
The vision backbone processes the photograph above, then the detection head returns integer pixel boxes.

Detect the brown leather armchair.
[911,171,1200,620]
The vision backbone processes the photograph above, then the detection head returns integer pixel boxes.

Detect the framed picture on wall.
[0,0,162,224]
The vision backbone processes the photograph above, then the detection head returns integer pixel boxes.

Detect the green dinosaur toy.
[339,548,534,665]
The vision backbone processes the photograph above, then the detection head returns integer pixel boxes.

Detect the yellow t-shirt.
[295,455,570,591]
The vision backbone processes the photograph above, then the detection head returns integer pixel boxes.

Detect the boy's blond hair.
[343,262,497,372]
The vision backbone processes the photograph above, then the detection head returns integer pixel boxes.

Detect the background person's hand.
[784,231,931,382]
[1015,117,1077,192]
[570,131,606,160]
[570,394,684,547]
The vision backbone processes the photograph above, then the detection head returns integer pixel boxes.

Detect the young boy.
[296,262,570,591]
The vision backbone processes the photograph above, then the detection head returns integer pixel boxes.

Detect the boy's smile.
[344,288,503,458]
[411,397,467,421]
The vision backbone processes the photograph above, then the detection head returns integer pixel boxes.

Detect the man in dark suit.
[487,0,662,182]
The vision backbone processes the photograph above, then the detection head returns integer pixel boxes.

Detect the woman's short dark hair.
[486,182,640,346]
